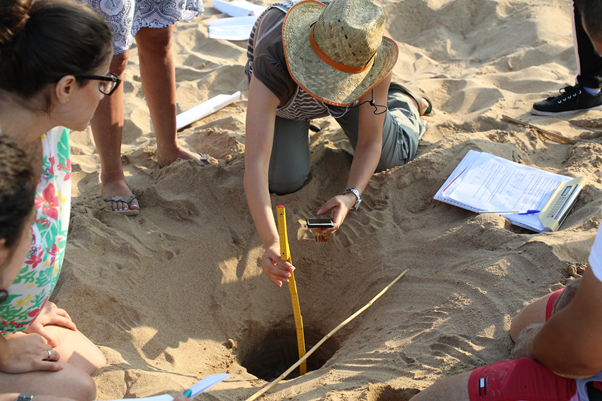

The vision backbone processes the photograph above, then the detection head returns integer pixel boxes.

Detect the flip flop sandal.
[104,194,140,216]
[159,153,224,168]
[389,82,434,116]
[198,153,224,166]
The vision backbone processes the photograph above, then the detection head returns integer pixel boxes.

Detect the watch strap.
[343,188,361,211]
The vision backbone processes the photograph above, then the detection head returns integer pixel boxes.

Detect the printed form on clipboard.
[433,150,586,233]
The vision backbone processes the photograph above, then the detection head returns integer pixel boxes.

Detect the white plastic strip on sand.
[176,92,241,130]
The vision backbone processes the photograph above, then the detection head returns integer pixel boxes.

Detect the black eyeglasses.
[73,72,122,95]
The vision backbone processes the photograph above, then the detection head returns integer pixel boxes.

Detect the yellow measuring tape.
[276,205,307,375]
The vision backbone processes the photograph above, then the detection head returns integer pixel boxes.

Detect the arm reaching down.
[244,75,294,286]
[316,74,391,234]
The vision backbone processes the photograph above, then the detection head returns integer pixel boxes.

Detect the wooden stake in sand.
[502,115,576,145]
[245,268,410,401]
[276,205,307,376]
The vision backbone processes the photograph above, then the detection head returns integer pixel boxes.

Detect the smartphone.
[306,217,334,229]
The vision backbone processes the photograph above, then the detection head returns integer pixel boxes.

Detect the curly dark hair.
[0,133,35,247]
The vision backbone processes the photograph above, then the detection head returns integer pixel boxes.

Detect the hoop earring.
[0,290,8,304]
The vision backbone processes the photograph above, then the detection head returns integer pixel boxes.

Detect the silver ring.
[46,350,51,360]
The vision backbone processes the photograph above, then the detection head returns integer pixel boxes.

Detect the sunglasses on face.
[73,72,122,95]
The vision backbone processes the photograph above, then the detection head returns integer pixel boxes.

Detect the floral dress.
[0,127,71,332]
[78,0,204,55]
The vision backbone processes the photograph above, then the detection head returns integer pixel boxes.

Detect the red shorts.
[468,357,576,401]
[546,289,564,321]
[468,290,574,401]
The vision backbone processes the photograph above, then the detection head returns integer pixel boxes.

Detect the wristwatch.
[343,188,361,211]
[17,395,34,401]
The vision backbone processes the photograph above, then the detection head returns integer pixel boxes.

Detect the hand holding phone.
[306,217,335,229]
[306,218,334,243]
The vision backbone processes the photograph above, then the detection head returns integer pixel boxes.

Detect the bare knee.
[64,343,105,375]
[0,363,97,400]
[40,363,97,400]
[46,326,106,374]
[87,346,107,371]
[61,365,97,401]
[136,26,174,52]
[510,294,551,342]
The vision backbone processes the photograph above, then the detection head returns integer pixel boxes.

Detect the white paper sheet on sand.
[433,150,573,232]
[208,16,258,41]
[107,373,229,401]
[176,91,241,130]
[213,0,265,17]
[209,0,266,40]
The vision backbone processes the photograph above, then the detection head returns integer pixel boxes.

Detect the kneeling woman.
[244,0,432,286]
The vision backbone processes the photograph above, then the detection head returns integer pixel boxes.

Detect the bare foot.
[156,147,220,167]
[398,92,430,116]
[102,178,140,213]
[389,82,433,116]
[417,97,430,114]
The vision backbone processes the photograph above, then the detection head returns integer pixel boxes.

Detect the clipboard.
[433,150,587,233]
[539,177,587,232]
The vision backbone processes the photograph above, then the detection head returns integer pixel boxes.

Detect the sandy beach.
[56,0,602,399]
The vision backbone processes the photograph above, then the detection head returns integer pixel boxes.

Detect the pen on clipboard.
[442,167,467,192]
[480,210,541,215]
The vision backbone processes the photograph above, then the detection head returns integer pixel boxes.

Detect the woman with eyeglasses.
[0,0,116,397]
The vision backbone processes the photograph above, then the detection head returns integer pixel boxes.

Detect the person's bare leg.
[401,93,428,115]
[90,50,140,213]
[389,82,430,115]
[0,362,96,400]
[510,293,552,342]
[411,372,470,401]
[135,26,214,166]
[45,325,105,375]
[510,279,580,342]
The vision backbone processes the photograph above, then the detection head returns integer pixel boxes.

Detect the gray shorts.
[268,90,425,195]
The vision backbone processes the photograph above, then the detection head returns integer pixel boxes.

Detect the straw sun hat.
[282,0,398,106]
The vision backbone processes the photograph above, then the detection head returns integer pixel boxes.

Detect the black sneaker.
[531,84,602,116]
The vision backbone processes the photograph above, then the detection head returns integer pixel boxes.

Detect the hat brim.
[282,0,398,107]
